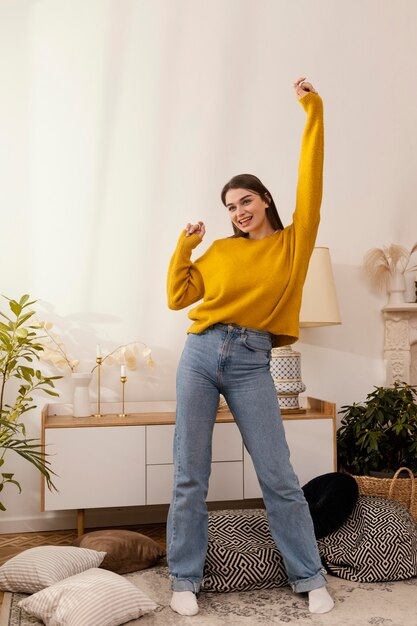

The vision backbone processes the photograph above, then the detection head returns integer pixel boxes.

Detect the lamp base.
[270,345,306,411]
[281,406,307,414]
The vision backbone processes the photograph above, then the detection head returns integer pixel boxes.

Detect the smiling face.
[225,188,275,240]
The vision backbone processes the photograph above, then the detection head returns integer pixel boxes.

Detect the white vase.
[72,373,93,417]
[387,271,406,306]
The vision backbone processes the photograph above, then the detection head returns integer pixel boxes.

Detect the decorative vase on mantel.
[71,372,93,417]
[386,271,406,307]
[363,243,417,307]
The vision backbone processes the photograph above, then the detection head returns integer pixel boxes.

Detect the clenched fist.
[185,221,206,240]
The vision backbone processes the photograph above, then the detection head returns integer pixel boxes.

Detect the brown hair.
[221,174,284,238]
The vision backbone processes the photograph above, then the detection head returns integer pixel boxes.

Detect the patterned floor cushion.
[202,510,288,592]
[318,496,417,582]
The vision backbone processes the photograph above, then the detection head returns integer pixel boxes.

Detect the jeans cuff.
[290,571,327,593]
[170,576,201,593]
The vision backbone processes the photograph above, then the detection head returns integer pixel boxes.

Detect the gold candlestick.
[118,376,127,417]
[94,356,103,417]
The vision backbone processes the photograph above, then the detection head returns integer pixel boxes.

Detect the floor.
[2,524,417,625]
[0,523,167,608]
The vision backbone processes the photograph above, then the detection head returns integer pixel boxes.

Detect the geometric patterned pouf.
[202,510,288,592]
[318,496,417,582]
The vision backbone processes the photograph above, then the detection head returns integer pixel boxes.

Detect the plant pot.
[72,373,93,417]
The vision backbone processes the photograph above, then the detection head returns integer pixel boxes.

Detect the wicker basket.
[353,467,417,522]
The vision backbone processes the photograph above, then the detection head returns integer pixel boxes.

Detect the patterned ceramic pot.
[270,346,306,409]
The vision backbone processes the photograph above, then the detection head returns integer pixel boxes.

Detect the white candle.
[96,344,102,358]
[121,365,126,377]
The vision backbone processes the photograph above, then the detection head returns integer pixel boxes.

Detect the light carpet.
[1,563,417,626]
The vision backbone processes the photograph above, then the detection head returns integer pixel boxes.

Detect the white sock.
[308,587,334,614]
[170,591,199,616]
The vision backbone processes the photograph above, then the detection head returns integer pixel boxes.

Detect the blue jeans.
[167,323,326,594]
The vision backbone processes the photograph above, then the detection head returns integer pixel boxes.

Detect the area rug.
[2,564,417,626]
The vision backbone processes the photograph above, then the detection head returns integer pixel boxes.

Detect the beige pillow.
[0,546,106,593]
[73,529,165,574]
[19,567,159,626]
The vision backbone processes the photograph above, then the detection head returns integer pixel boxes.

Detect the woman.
[166,77,334,617]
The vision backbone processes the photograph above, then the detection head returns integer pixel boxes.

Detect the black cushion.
[302,472,359,539]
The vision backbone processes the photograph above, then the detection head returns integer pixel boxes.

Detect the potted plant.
[0,294,60,511]
[337,382,417,476]
[337,382,417,520]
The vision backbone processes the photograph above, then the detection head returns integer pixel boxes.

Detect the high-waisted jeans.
[167,323,326,594]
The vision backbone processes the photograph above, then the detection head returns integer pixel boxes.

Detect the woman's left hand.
[293,77,318,99]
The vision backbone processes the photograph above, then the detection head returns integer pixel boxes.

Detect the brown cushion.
[72,529,165,575]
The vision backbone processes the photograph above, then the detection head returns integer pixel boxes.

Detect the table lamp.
[270,247,341,412]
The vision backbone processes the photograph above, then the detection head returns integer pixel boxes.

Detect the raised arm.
[167,225,205,310]
[292,78,324,235]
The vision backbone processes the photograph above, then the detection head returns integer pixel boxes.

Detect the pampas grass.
[363,243,417,292]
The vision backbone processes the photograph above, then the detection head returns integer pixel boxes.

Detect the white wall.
[1,0,416,531]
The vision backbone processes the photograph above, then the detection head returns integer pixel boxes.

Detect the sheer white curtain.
[4,0,310,399]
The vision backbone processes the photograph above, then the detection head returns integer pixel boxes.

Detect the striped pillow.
[0,546,106,593]
[19,568,159,626]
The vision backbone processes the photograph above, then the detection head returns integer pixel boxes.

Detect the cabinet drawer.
[212,423,242,461]
[243,448,262,499]
[44,426,146,510]
[208,462,243,501]
[147,465,174,505]
[147,425,175,464]
[146,461,244,505]
[284,418,335,485]
[146,422,242,465]
[243,418,335,498]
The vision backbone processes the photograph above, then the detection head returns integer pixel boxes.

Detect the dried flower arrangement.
[38,321,79,372]
[91,342,156,373]
[38,321,155,373]
[363,243,417,292]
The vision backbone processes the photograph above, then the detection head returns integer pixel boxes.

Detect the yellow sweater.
[167,92,324,347]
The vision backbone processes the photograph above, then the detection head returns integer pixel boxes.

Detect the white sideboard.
[41,397,336,535]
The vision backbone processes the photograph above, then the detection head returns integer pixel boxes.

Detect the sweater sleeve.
[292,92,324,236]
[167,231,205,310]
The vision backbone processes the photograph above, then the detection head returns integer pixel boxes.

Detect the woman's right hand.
[185,221,206,240]
[293,76,318,99]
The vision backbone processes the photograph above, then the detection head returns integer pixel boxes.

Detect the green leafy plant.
[337,382,417,475]
[0,294,60,510]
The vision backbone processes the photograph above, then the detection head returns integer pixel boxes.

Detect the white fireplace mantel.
[383,303,417,386]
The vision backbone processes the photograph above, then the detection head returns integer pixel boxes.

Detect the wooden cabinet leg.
[77,509,85,537]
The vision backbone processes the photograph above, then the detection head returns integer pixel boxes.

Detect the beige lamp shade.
[299,247,341,327]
